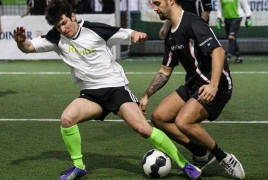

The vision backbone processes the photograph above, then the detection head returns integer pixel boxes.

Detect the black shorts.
[224,18,242,37]
[175,85,232,121]
[79,86,139,120]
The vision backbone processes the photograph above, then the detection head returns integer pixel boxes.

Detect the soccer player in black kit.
[159,0,212,39]
[140,0,245,179]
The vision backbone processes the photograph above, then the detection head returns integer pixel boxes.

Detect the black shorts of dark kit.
[175,85,232,121]
[224,18,242,37]
[78,86,139,120]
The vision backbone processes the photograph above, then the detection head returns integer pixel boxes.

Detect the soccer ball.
[142,149,172,178]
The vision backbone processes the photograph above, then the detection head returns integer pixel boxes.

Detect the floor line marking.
[0,72,268,75]
[0,119,268,123]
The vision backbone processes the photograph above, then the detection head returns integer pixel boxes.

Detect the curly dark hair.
[45,0,74,26]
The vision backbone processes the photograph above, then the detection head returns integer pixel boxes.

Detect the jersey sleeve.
[162,40,179,67]
[30,36,57,53]
[107,28,133,46]
[240,0,252,17]
[188,19,221,54]
[217,0,223,18]
[83,21,133,45]
[30,27,60,53]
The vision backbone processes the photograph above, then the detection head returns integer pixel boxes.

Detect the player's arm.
[159,20,171,39]
[240,0,252,27]
[201,11,210,22]
[200,0,212,22]
[131,30,147,43]
[21,4,31,17]
[14,26,36,53]
[139,65,173,114]
[143,65,173,97]
[106,27,147,46]
[198,46,225,103]
[240,0,252,17]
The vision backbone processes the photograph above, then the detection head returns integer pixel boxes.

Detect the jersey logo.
[199,37,212,47]
[68,45,96,56]
[171,44,184,51]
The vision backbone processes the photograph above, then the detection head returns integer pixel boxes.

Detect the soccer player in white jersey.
[13,0,202,179]
[140,0,245,179]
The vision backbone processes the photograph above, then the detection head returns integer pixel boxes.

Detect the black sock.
[211,143,227,162]
[184,141,207,157]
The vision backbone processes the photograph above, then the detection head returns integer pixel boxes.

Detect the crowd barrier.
[0,14,115,60]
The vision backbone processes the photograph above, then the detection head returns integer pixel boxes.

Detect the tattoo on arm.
[146,72,170,97]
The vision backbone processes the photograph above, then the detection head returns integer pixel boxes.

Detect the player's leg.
[151,88,215,169]
[175,92,245,179]
[117,102,201,179]
[229,18,243,63]
[224,19,232,63]
[60,98,103,180]
[226,18,243,64]
[114,86,189,167]
[175,98,214,150]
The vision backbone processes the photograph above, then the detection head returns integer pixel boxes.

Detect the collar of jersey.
[171,10,184,33]
[71,25,82,40]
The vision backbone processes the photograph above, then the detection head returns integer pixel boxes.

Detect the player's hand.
[216,18,223,29]
[131,31,148,43]
[14,26,27,43]
[139,96,149,115]
[245,17,252,28]
[197,84,218,103]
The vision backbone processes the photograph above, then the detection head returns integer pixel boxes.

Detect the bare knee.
[228,35,235,39]
[136,124,153,139]
[175,115,191,135]
[61,112,75,128]
[150,111,165,128]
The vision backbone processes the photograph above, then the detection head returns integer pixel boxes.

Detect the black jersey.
[181,0,212,16]
[162,11,232,93]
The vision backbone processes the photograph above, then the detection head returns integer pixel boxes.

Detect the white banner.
[0,14,115,60]
[141,0,268,26]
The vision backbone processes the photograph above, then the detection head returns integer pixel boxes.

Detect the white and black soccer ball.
[142,149,172,178]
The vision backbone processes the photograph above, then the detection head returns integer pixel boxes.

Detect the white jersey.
[31,20,134,90]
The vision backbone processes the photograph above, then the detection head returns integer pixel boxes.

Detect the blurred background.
[0,0,267,60]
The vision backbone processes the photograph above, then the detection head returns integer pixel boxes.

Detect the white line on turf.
[0,72,268,75]
[0,119,268,123]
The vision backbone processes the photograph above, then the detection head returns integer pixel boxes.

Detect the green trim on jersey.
[220,0,239,19]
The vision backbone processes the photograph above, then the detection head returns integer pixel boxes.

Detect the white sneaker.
[220,153,245,179]
[193,151,216,170]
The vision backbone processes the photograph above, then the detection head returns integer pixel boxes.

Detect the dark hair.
[45,0,74,26]
[175,0,182,5]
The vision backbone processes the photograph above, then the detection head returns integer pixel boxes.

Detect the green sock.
[61,125,85,169]
[148,128,189,168]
